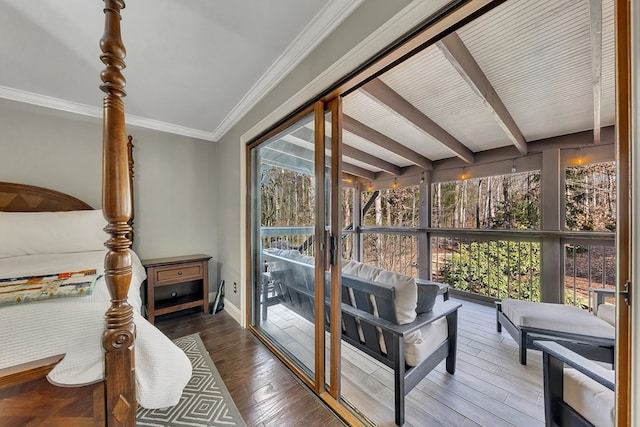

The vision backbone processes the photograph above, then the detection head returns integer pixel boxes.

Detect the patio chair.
[496,298,615,365]
[535,340,614,427]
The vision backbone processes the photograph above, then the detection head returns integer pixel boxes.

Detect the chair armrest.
[415,279,449,295]
[341,301,461,337]
[271,272,314,298]
[589,287,615,308]
[534,340,614,391]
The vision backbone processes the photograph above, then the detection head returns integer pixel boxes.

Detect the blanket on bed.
[0,251,192,409]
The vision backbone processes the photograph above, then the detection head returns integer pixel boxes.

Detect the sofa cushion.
[343,261,382,282]
[375,270,417,325]
[500,299,615,339]
[597,303,616,327]
[341,259,358,275]
[405,317,448,367]
[416,282,439,313]
[342,260,418,324]
[564,367,615,427]
[266,249,315,289]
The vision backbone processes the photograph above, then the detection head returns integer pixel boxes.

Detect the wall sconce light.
[460,167,468,181]
[511,158,517,174]
[391,178,399,189]
[366,182,374,191]
[575,147,585,165]
[419,172,425,184]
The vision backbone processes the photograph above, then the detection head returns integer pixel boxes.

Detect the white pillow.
[0,210,107,258]
[376,270,417,324]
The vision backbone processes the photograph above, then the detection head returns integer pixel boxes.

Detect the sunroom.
[245,0,627,425]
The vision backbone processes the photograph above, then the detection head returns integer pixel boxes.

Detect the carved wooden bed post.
[100,1,136,425]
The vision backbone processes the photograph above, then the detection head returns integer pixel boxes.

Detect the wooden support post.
[540,149,563,303]
[100,1,136,425]
[418,171,430,280]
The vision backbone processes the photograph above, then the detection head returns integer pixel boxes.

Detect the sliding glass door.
[249,108,318,381]
[249,101,339,394]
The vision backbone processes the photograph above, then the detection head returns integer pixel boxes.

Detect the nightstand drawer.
[155,263,203,285]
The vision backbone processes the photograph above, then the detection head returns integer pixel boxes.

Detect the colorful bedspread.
[0,269,98,306]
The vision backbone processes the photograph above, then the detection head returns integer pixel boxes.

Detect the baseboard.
[223,300,243,326]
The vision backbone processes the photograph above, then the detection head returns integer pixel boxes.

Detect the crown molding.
[0,0,362,144]
[241,0,444,144]
[211,0,364,141]
[0,86,101,119]
[125,116,217,141]
[0,85,218,141]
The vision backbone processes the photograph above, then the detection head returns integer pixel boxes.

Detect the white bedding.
[0,250,192,409]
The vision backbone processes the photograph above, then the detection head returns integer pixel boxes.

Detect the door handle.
[324,230,336,271]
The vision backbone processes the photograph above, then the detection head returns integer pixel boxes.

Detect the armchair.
[535,340,614,427]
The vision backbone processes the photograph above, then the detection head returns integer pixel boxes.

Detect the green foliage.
[440,240,541,301]
[564,290,589,309]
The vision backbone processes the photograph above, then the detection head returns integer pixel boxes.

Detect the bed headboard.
[0,136,135,228]
[0,182,93,212]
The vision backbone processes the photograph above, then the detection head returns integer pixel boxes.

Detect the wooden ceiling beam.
[361,78,475,164]
[589,0,602,144]
[342,163,376,181]
[437,32,527,154]
[341,144,401,176]
[293,127,396,176]
[342,115,433,170]
[272,135,376,181]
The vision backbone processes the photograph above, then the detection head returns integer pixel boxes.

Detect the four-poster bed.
[0,1,187,425]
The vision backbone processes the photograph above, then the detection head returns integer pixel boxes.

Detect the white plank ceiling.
[337,0,615,178]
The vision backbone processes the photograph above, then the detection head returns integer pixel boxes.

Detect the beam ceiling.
[293,127,399,176]
[275,134,377,181]
[342,115,433,170]
[360,79,475,164]
[437,32,527,154]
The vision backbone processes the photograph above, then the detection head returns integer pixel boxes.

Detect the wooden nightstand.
[142,254,211,324]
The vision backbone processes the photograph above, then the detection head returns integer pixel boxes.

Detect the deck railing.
[261,226,315,257]
[430,234,540,301]
[261,226,615,308]
[562,239,616,310]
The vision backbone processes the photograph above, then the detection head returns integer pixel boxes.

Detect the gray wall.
[215,0,412,316]
[0,0,420,320]
[0,98,219,292]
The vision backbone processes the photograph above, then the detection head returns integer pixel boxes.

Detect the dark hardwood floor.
[155,309,346,427]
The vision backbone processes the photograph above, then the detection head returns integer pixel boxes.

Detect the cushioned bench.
[496,298,615,365]
[263,249,461,426]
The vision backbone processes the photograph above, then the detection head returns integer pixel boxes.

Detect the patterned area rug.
[137,333,246,427]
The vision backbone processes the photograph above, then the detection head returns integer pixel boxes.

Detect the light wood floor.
[259,297,545,427]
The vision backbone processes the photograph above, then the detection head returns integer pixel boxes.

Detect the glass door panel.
[250,111,317,381]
